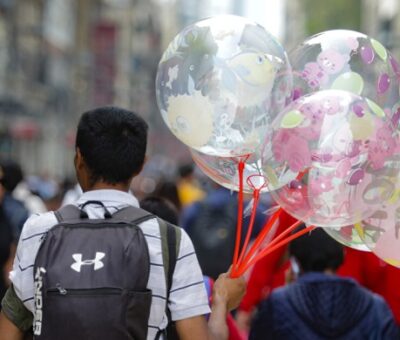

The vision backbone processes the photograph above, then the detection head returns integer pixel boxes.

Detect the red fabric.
[339,249,400,324]
[337,248,383,286]
[227,314,245,340]
[380,265,400,324]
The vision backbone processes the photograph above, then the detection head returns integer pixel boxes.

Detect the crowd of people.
[0,106,398,339]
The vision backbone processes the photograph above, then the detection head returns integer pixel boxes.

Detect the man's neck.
[83,182,130,193]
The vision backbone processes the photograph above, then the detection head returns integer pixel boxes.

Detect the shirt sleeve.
[1,285,33,332]
[168,229,211,321]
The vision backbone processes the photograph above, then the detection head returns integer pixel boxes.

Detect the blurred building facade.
[0,0,398,181]
[362,0,400,56]
[0,0,289,180]
[0,0,166,179]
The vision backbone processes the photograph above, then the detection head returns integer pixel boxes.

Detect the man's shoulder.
[369,290,394,315]
[20,211,58,240]
[136,215,161,236]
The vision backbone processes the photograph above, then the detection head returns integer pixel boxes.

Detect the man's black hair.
[289,227,344,273]
[76,106,148,185]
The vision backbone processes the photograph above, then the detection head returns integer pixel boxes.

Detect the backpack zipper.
[47,284,123,296]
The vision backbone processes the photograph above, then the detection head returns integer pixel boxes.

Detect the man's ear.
[75,148,85,170]
[75,148,90,191]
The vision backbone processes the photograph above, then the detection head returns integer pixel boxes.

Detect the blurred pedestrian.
[181,182,269,280]
[0,185,14,307]
[153,179,182,212]
[249,227,398,340]
[0,162,30,240]
[140,195,179,225]
[177,163,205,208]
[1,161,47,215]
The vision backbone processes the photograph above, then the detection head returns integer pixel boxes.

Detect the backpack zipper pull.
[56,283,67,295]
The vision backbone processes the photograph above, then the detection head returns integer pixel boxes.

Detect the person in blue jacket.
[250,226,399,340]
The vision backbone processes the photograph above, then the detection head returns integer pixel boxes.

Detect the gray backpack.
[33,201,180,340]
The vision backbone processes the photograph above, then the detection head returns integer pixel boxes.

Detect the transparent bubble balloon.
[156,15,292,157]
[290,30,400,127]
[323,224,370,251]
[356,155,400,267]
[262,89,400,227]
[191,149,296,194]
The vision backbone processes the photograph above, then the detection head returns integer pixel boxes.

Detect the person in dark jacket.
[0,206,13,304]
[249,227,398,340]
[0,163,31,309]
[0,162,29,239]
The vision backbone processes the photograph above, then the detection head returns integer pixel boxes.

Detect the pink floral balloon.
[356,156,400,267]
[262,90,400,227]
[290,30,400,128]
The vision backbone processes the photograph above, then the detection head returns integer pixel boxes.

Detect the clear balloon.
[323,225,370,251]
[156,15,292,157]
[262,90,400,227]
[290,30,400,127]
[191,149,296,194]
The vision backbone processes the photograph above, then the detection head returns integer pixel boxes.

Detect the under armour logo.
[71,252,106,272]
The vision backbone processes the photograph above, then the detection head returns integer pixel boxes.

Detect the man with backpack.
[0,106,246,340]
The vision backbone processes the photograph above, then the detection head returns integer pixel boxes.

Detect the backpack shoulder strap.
[112,205,155,224]
[158,218,181,292]
[54,204,82,222]
[157,218,181,339]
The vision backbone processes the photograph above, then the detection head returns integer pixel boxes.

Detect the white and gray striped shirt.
[10,189,210,339]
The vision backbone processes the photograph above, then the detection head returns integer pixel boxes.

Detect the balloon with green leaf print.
[289,29,400,128]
